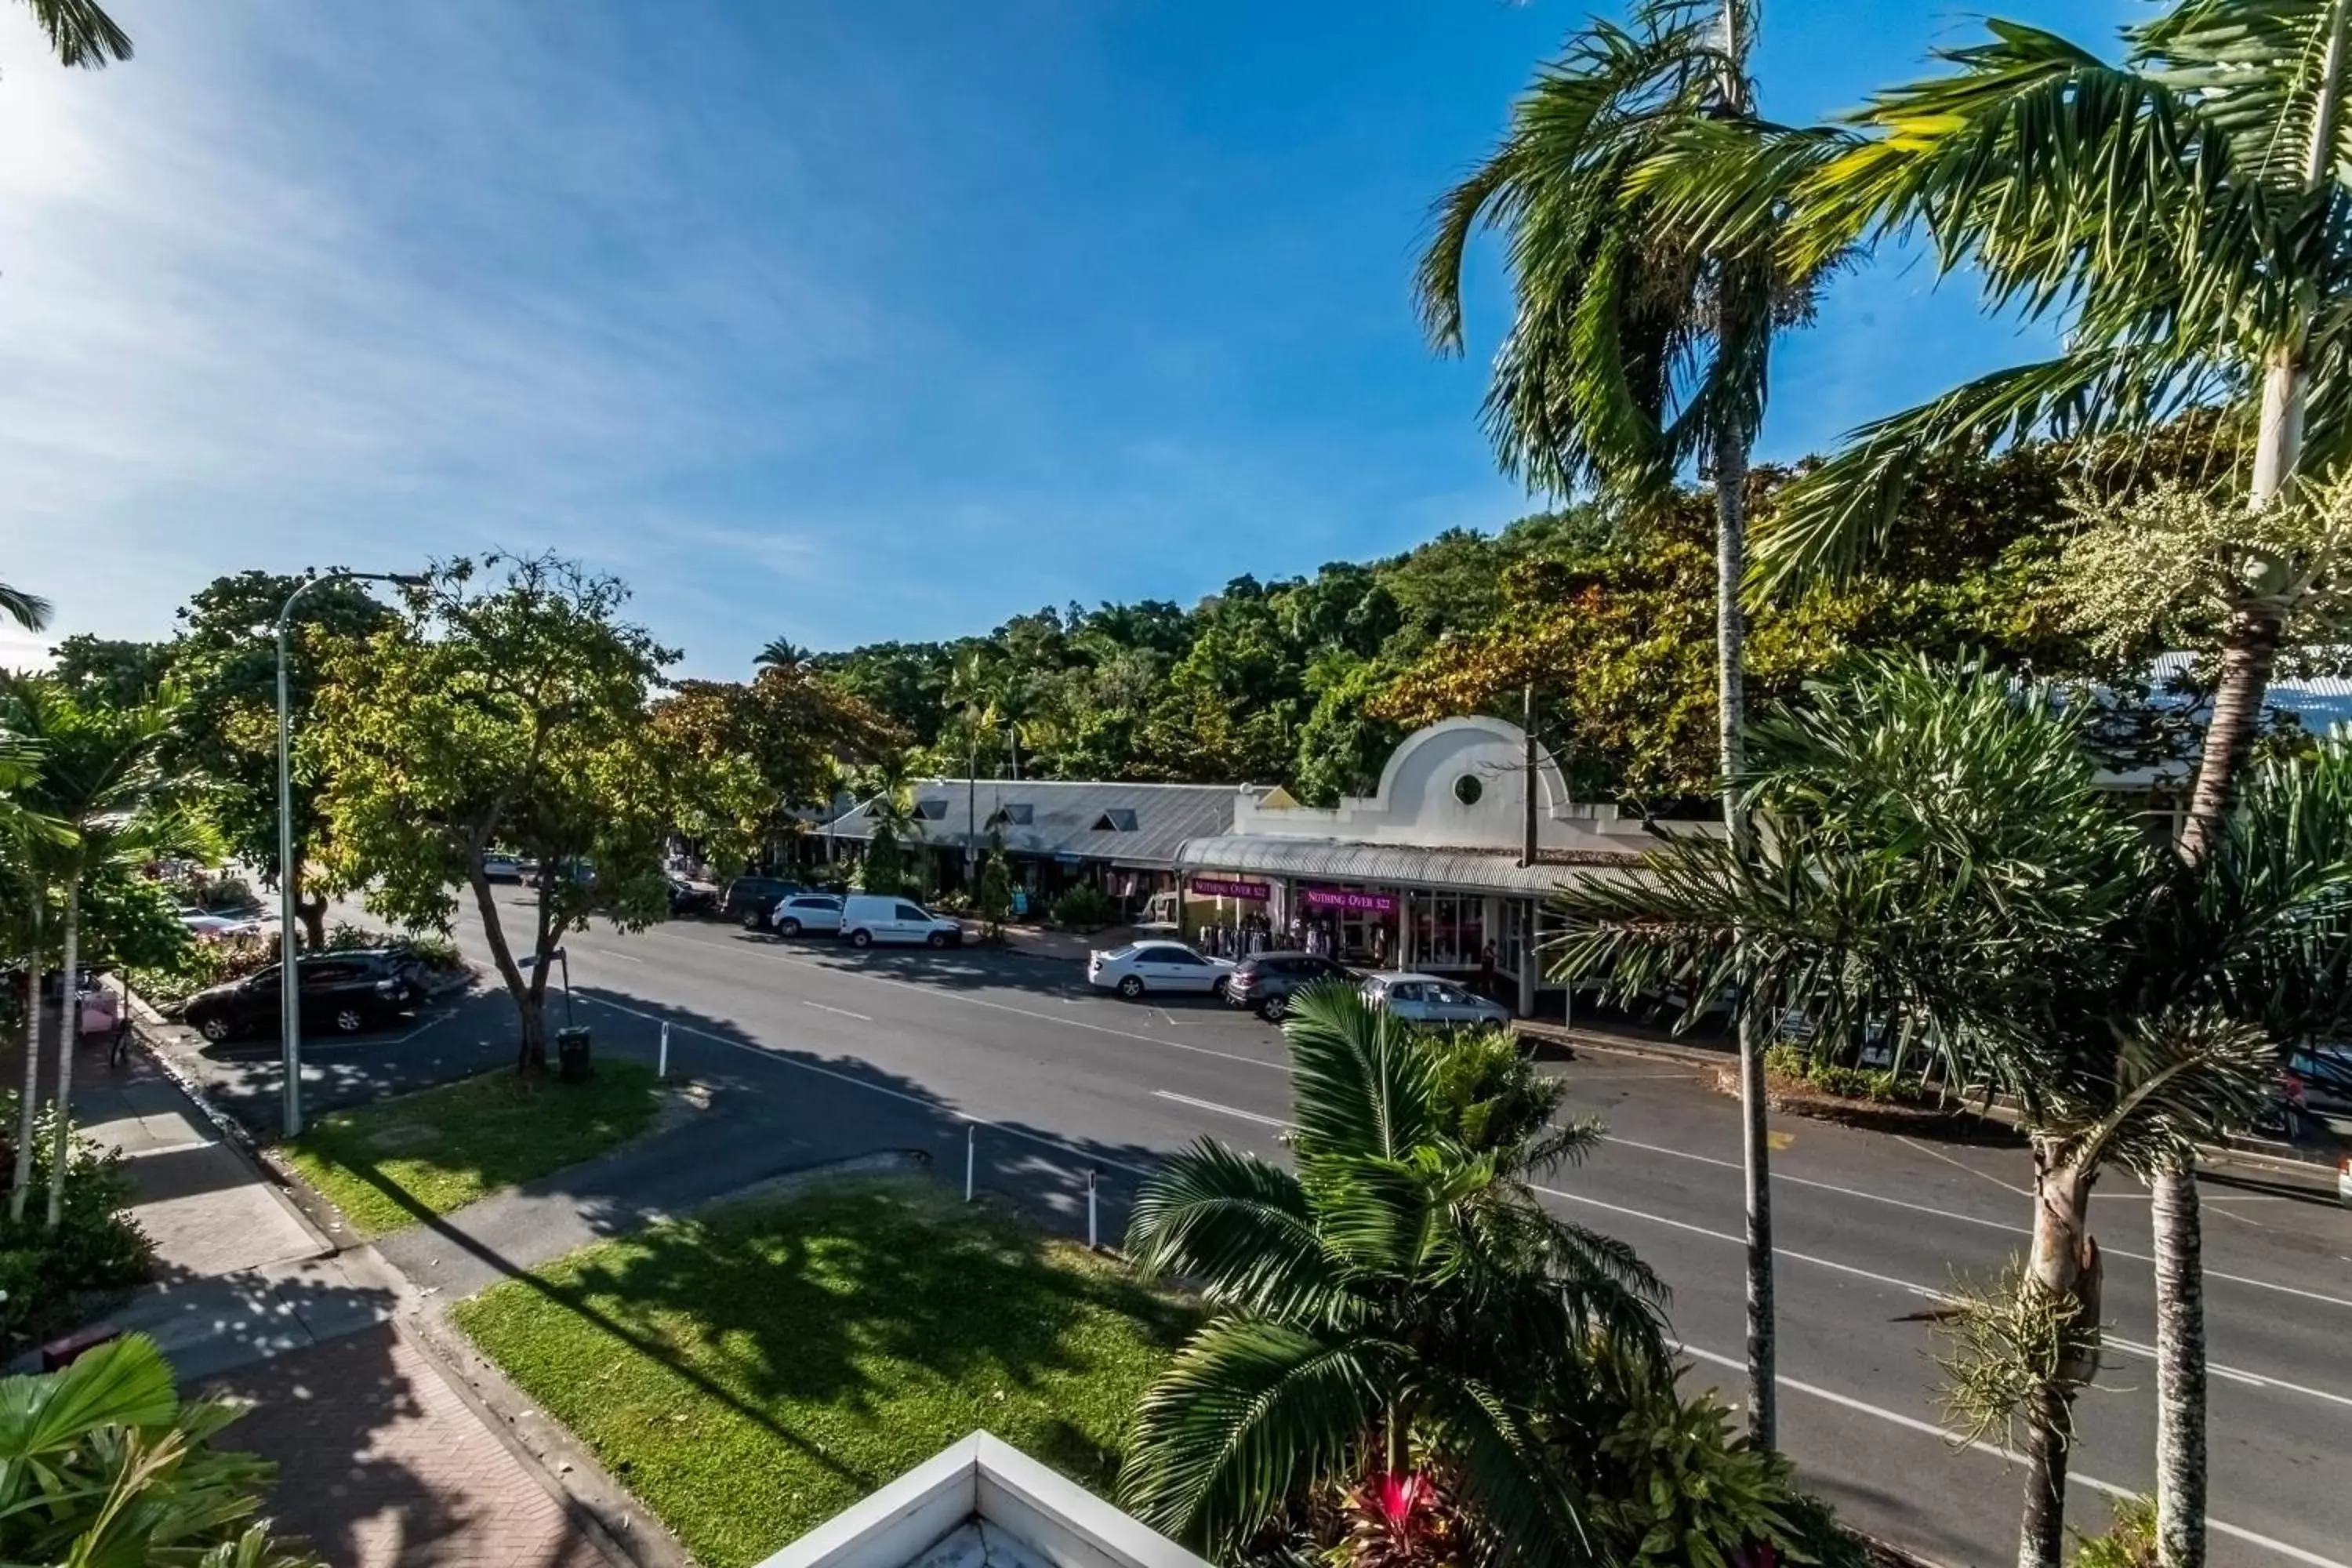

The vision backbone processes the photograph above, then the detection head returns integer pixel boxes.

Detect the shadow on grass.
[310,989,1184,1504]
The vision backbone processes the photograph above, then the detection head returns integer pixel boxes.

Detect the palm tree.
[753,637,809,674]
[5,677,202,1227]
[1549,657,2294,1568]
[0,717,64,1221]
[1663,4,2352,1554]
[1416,0,1820,1443]
[11,0,131,69]
[1120,985,1667,1563]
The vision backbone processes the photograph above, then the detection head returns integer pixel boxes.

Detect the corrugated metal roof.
[823,779,1242,869]
[2147,650,2352,733]
[1177,834,1638,896]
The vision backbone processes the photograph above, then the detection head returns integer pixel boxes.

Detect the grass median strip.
[450,1175,1196,1568]
[281,1062,663,1236]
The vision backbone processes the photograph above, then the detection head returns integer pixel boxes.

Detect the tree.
[311,555,764,1072]
[2,677,204,1228]
[1676,6,2352,1552]
[753,637,809,673]
[11,0,132,68]
[0,1333,318,1566]
[1120,985,1670,1563]
[49,633,169,707]
[163,572,397,952]
[1417,0,1826,1442]
[1549,658,2287,1568]
[855,753,920,895]
[975,831,1012,938]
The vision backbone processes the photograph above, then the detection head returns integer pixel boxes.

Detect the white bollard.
[965,1123,976,1203]
[1087,1167,1099,1250]
[658,1021,671,1080]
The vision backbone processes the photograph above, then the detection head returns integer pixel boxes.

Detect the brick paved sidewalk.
[209,1323,615,1568]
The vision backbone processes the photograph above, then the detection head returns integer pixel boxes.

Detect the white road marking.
[114,1138,219,1160]
[1896,1134,2035,1199]
[1602,1134,2352,1312]
[593,949,645,964]
[1154,1090,1288,1129]
[1675,1344,2348,1568]
[801,1000,873,1022]
[1535,1184,2352,1414]
[574,993,1156,1178]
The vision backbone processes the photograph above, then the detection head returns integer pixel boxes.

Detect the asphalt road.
[172,893,2352,1568]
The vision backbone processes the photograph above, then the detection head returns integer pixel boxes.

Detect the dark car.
[724,875,807,928]
[181,950,426,1044]
[1225,951,1352,1021]
[667,878,719,918]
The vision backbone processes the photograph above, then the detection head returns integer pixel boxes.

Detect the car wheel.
[742,909,765,931]
[1116,975,1145,1000]
[196,1014,234,1044]
[850,929,874,949]
[332,1006,366,1035]
[779,918,801,937]
[1259,994,1287,1022]
[927,931,950,949]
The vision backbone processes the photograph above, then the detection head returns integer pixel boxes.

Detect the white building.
[1177,717,1663,1012]
[753,1431,1211,1568]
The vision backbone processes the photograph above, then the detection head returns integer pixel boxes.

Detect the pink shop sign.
[1189,877,1271,901]
[1300,885,1396,915]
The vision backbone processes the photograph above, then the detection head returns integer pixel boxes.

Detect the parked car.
[770,894,845,936]
[480,853,523,883]
[176,906,265,942]
[1225,951,1352,1020]
[2288,1042,2352,1112]
[1359,971,1511,1029]
[1088,941,1236,1000]
[724,876,807,928]
[180,949,426,1044]
[839,895,964,949]
[667,878,719,917]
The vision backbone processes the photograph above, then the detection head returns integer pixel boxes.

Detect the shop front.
[1174,717,1661,1014]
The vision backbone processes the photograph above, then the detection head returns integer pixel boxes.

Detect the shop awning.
[1176,835,1639,897]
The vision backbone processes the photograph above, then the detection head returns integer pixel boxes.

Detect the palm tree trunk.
[9,891,40,1225]
[2018,1145,2101,1568]
[1714,412,1774,1448]
[2153,1170,2206,1568]
[44,880,79,1229]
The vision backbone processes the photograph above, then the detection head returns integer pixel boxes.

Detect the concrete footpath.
[29,1029,625,1568]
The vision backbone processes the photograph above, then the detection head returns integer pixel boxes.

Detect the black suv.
[181,950,426,1044]
[724,876,807,928]
[1225,951,1352,1021]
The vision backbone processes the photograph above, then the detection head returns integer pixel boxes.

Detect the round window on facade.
[1454,773,1483,806]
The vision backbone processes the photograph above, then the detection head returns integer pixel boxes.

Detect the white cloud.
[0,2,891,668]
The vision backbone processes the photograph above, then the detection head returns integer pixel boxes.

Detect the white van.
[840,894,964,949]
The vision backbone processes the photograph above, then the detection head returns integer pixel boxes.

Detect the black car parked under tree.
[181,950,427,1044]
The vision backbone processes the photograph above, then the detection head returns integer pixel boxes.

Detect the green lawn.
[281,1062,663,1237]
[450,1176,1198,1568]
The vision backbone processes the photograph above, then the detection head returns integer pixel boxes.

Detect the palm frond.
[1125,1140,1357,1323]
[1753,344,2227,588]
[0,579,52,634]
[1409,1374,1595,1568]
[1117,1319,1388,1554]
[1280,985,1441,1163]
[20,0,132,68]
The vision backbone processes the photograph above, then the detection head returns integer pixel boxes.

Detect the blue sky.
[0,0,2142,677]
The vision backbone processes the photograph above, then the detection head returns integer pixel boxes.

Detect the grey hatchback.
[1224,951,1352,1020]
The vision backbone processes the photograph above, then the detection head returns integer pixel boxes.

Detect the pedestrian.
[1478,941,1497,1001]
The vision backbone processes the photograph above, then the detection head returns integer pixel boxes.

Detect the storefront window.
[1406,891,1489,971]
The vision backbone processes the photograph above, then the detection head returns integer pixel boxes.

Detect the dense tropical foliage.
[1121,989,1855,1567]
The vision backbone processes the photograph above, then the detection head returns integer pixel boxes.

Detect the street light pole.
[276,568,419,1138]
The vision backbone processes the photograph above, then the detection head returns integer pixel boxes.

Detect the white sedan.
[769,894,846,937]
[1360,971,1511,1028]
[1087,942,1236,1000]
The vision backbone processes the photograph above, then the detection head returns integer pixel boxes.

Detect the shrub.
[0,1333,320,1566]
[1050,884,1116,930]
[325,922,462,971]
[0,1099,153,1345]
[1764,1041,1900,1104]
[2071,1495,2157,1568]
[126,930,277,1014]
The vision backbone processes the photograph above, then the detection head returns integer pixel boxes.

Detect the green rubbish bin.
[556,1025,593,1083]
